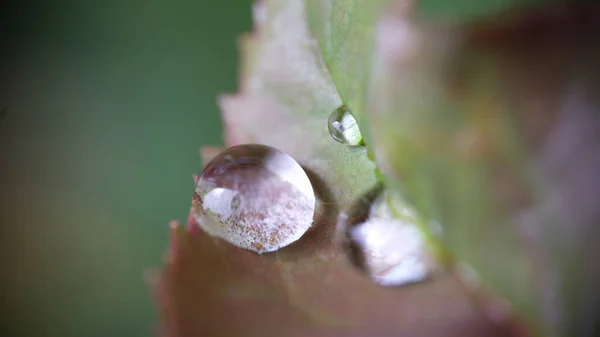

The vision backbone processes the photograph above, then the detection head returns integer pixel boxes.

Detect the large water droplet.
[193,144,316,254]
[337,183,439,286]
[328,105,363,146]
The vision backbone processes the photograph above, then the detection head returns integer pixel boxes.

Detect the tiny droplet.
[193,144,316,254]
[328,105,363,146]
[337,183,440,286]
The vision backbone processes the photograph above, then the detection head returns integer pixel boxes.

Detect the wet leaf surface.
[152,0,519,336]
[305,0,390,137]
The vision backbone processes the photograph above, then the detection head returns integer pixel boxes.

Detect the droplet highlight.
[328,105,363,146]
[193,144,316,254]
[337,183,439,286]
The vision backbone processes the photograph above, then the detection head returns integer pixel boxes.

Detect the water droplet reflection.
[338,183,439,286]
[328,105,363,146]
[193,144,315,254]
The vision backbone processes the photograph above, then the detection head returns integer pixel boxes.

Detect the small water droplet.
[337,183,439,286]
[328,105,363,146]
[193,144,316,254]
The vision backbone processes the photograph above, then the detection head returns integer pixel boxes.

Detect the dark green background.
[1,1,250,336]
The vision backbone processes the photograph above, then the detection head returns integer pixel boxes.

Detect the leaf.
[156,214,509,337]
[221,0,377,205]
[367,3,600,336]
[304,0,390,144]
[153,0,518,336]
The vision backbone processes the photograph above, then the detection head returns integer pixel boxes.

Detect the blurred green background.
[1,1,250,336]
